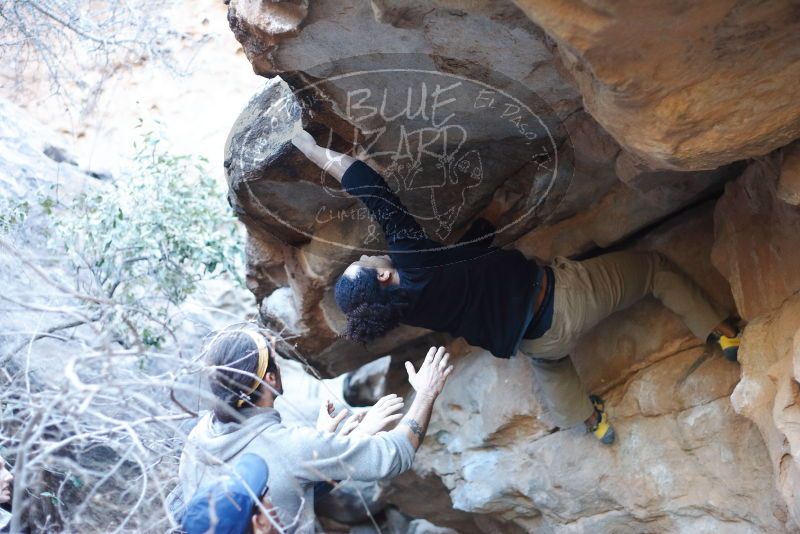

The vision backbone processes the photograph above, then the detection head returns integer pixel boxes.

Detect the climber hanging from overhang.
[290,128,741,445]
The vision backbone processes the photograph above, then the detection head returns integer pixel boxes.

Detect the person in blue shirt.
[291,129,741,445]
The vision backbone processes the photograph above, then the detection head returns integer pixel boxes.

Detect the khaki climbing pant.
[519,251,727,428]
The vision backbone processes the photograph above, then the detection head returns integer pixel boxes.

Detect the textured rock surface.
[0,98,96,203]
[712,151,800,321]
[779,141,800,206]
[0,0,263,176]
[713,153,800,527]
[512,0,800,171]
[385,209,789,533]
[223,1,800,531]
[224,1,742,374]
[730,295,800,529]
[343,355,391,406]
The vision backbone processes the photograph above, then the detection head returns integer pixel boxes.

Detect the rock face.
[712,149,800,321]
[512,0,800,171]
[223,1,800,532]
[713,151,800,528]
[390,209,790,533]
[730,295,800,528]
[224,1,741,374]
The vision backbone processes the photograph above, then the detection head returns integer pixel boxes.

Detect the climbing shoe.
[716,332,741,362]
[707,323,741,362]
[587,394,615,445]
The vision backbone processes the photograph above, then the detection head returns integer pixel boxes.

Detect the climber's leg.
[525,353,614,443]
[527,354,594,428]
[520,258,599,433]
[574,250,728,341]
[521,251,730,441]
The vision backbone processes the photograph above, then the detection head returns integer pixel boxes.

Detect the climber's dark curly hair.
[334,267,409,344]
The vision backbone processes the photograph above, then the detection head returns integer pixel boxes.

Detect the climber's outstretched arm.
[292,128,436,252]
[291,130,356,182]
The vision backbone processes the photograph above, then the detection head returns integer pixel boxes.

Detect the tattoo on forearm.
[403,417,426,441]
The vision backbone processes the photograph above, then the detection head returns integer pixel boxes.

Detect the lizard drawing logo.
[381,148,483,241]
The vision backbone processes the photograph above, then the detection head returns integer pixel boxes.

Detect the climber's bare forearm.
[391,346,453,450]
[392,392,435,450]
[293,138,356,182]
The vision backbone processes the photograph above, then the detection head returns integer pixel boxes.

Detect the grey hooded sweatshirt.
[178,406,416,533]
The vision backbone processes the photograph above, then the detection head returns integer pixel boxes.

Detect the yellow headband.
[235,330,271,408]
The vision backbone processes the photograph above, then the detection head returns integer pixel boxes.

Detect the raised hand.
[251,494,283,534]
[338,411,366,436]
[315,399,349,433]
[289,128,356,182]
[291,129,316,151]
[350,394,405,436]
[405,346,453,399]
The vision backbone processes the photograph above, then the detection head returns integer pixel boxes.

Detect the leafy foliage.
[47,131,244,348]
[0,126,248,531]
[0,199,30,233]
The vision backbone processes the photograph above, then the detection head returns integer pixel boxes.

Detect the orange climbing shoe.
[587,395,615,445]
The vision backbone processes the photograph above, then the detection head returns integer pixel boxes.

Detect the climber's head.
[0,455,12,505]
[204,329,282,423]
[334,255,408,344]
[345,255,396,278]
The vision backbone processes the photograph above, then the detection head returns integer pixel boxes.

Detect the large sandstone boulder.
[713,152,800,526]
[383,208,788,532]
[712,149,800,321]
[221,2,800,531]
[512,0,800,171]
[223,1,741,374]
[730,295,800,528]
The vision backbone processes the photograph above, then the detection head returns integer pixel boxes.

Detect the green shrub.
[46,130,244,348]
